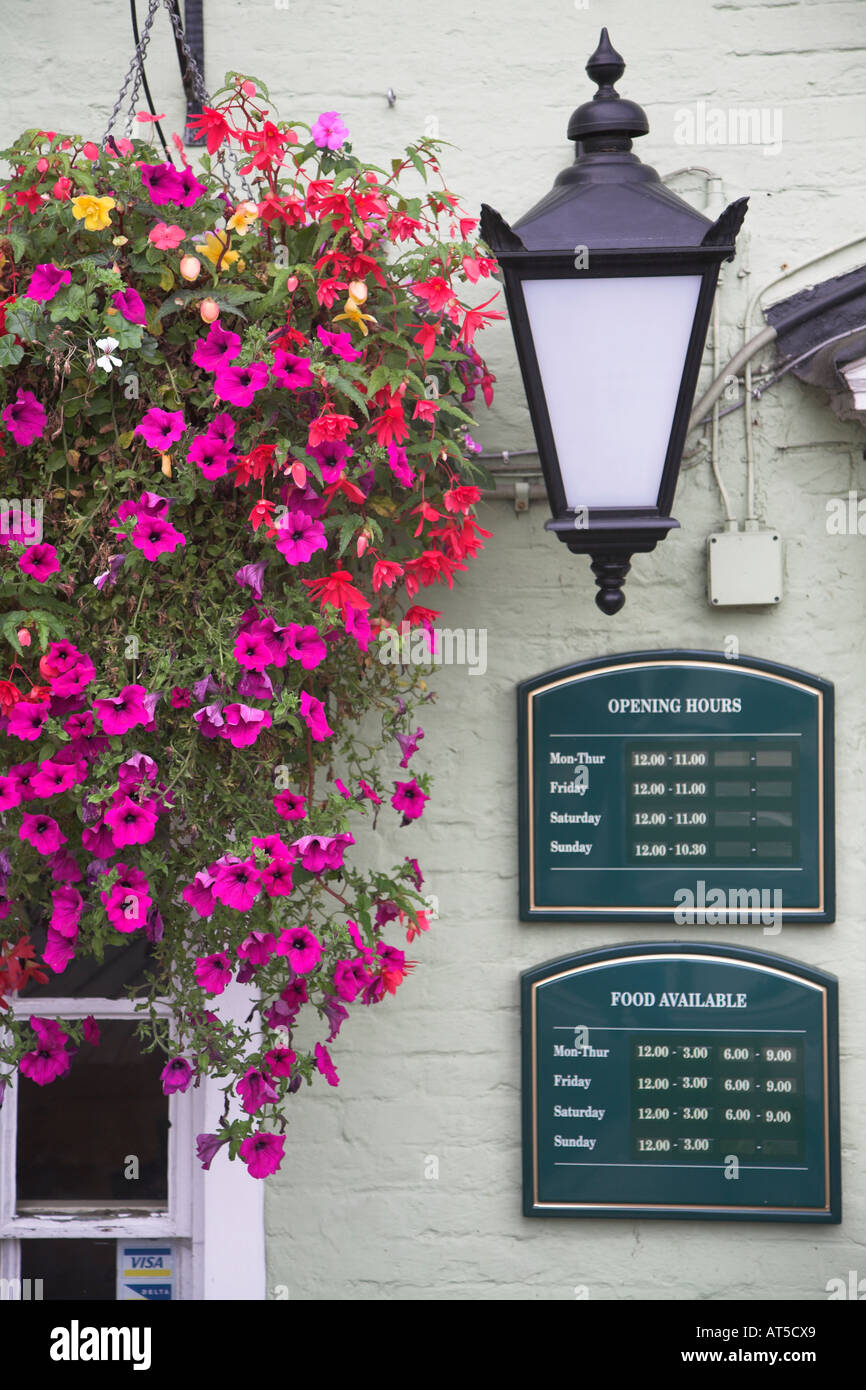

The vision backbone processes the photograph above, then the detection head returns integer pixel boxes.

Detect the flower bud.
[179,255,201,282]
[17,628,31,648]
[287,274,298,292]
[199,297,220,323]
[348,280,367,304]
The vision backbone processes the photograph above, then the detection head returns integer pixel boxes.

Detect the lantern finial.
[567,31,649,144]
[586,28,625,92]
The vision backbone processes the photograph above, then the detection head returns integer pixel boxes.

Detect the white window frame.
[0,982,265,1299]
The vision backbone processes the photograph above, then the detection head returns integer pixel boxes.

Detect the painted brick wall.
[3,0,864,1300]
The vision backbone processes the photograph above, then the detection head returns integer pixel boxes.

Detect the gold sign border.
[527,660,824,915]
[530,952,831,1215]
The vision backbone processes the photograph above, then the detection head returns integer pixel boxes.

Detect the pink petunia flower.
[19,543,59,583]
[195,1131,229,1170]
[193,703,224,739]
[273,790,306,821]
[187,433,232,479]
[314,1040,340,1086]
[101,876,152,933]
[0,775,21,812]
[31,759,80,798]
[285,624,327,670]
[83,1015,100,1045]
[81,819,118,859]
[292,833,354,874]
[306,438,354,483]
[271,350,315,390]
[159,1061,194,1095]
[103,795,159,847]
[19,1016,70,1085]
[386,441,416,488]
[149,221,186,249]
[233,630,273,672]
[25,262,71,302]
[316,325,362,363]
[333,957,372,1002]
[239,1131,285,1179]
[312,111,349,150]
[135,407,186,450]
[6,701,50,742]
[140,162,185,205]
[211,857,262,911]
[261,856,294,898]
[92,684,151,735]
[275,924,323,974]
[191,322,242,373]
[43,928,75,974]
[264,1046,296,1077]
[2,390,46,447]
[112,286,147,325]
[220,703,272,748]
[50,885,83,936]
[395,727,425,768]
[274,510,327,565]
[182,869,216,918]
[299,690,333,741]
[237,930,277,965]
[358,778,382,805]
[161,1057,194,1094]
[237,1065,279,1114]
[19,813,66,855]
[194,951,233,994]
[131,513,186,560]
[175,167,207,207]
[392,777,429,821]
[213,361,269,406]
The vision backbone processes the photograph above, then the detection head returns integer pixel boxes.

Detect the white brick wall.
[3,0,864,1300]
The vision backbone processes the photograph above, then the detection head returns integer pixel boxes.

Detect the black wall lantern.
[481,30,748,613]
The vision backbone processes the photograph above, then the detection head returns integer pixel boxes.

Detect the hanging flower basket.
[0,73,500,1178]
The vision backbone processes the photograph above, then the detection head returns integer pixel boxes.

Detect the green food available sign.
[518,651,834,922]
[522,943,840,1222]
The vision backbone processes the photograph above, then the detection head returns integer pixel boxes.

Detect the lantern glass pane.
[522,275,702,508]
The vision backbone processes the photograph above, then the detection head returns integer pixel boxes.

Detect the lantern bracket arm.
[701,196,749,261]
[479,204,527,254]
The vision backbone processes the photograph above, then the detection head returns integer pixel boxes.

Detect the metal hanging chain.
[104,0,162,142]
[164,0,209,108]
[104,0,211,144]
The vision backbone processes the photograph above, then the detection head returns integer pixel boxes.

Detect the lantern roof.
[501,30,724,252]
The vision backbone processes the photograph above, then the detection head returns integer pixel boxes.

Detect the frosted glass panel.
[522,275,702,508]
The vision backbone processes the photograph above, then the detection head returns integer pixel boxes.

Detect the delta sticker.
[116,1241,175,1301]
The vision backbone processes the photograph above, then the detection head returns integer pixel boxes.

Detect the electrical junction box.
[707,529,783,606]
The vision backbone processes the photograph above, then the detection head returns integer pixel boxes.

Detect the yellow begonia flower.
[333,295,377,337]
[200,232,243,270]
[226,201,259,236]
[71,195,116,231]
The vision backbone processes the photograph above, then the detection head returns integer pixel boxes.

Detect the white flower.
[95,336,122,373]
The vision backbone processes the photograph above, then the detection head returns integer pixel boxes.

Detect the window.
[0,944,265,1300]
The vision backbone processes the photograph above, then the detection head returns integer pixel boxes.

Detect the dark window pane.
[16,1021,169,1208]
[19,926,156,1000]
[20,1238,117,1300]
